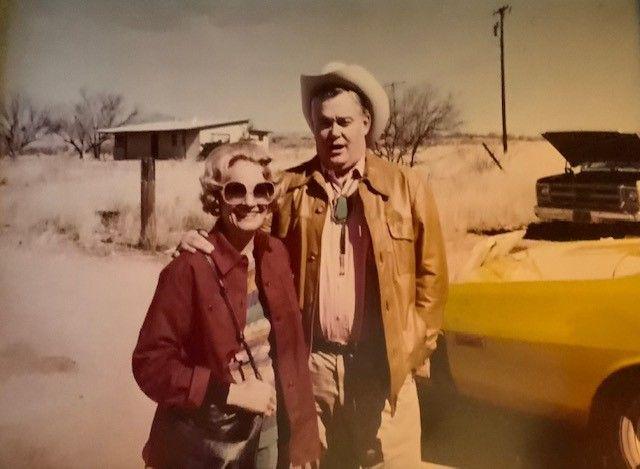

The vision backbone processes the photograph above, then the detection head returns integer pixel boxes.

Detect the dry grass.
[0,139,563,257]
[416,139,564,245]
[1,154,209,250]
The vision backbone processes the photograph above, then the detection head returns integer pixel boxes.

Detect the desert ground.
[0,138,567,467]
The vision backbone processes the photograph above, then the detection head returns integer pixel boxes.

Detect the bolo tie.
[330,178,357,276]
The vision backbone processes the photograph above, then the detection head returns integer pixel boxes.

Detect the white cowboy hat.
[300,62,390,146]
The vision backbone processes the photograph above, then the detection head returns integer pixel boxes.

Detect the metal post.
[140,133,157,250]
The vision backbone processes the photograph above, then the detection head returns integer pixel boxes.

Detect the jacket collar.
[285,157,321,191]
[362,152,390,197]
[320,156,365,185]
[285,151,390,197]
[207,224,272,277]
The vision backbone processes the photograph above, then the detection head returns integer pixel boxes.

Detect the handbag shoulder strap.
[205,254,263,381]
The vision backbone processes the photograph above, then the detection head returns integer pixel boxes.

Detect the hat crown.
[321,61,347,74]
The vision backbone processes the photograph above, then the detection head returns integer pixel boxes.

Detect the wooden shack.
[99,118,271,160]
[97,118,271,250]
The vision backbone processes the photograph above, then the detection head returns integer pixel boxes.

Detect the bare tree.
[57,90,138,159]
[0,94,52,159]
[374,84,461,167]
[55,111,88,160]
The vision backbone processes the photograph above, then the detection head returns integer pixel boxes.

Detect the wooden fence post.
[140,132,157,250]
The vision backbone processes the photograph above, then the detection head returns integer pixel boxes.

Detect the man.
[181,62,448,468]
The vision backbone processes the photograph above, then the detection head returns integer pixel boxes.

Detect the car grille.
[539,183,628,212]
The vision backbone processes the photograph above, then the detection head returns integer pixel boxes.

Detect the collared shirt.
[317,157,371,345]
[239,238,255,270]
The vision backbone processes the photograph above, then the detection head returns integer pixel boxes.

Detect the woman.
[132,142,320,468]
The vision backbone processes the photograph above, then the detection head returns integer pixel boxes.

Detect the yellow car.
[441,232,640,468]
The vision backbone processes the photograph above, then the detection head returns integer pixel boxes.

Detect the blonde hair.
[199,142,277,216]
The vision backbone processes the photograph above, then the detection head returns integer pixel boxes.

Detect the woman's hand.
[290,460,319,469]
[174,229,214,256]
[226,379,277,416]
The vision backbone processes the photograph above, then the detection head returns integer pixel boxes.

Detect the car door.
[443,277,636,420]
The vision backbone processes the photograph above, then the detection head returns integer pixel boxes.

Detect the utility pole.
[493,5,510,153]
[383,81,405,163]
[384,81,405,115]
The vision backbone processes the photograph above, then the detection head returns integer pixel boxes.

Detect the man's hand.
[173,229,214,257]
[226,379,277,416]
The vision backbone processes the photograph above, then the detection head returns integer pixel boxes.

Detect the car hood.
[537,171,640,185]
[457,231,640,283]
[542,131,640,167]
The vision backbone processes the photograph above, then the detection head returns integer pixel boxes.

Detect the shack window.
[171,132,177,146]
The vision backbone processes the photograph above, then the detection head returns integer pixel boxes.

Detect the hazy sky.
[4,0,640,135]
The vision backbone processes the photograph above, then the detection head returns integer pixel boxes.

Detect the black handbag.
[159,255,265,469]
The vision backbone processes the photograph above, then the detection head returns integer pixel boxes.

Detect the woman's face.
[219,159,272,237]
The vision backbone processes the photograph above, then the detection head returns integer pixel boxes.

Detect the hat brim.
[300,65,389,146]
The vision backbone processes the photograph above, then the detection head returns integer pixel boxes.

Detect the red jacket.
[132,229,321,466]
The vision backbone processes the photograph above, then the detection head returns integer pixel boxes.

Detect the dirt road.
[1,238,581,468]
[0,238,163,468]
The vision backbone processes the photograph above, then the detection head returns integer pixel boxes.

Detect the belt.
[312,340,354,355]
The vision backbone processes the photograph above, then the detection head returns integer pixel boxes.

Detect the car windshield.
[581,161,640,172]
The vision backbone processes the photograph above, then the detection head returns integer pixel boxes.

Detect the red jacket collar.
[207,225,272,277]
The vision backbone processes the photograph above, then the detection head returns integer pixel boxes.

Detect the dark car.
[535,131,640,224]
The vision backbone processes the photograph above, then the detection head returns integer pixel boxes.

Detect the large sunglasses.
[222,180,275,206]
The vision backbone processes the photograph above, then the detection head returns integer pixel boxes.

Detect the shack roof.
[99,118,250,134]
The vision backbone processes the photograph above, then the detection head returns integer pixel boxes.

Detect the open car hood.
[542,131,640,167]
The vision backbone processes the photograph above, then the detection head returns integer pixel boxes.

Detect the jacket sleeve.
[410,174,449,366]
[132,258,216,408]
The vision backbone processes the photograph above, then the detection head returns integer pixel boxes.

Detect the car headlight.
[619,186,639,212]
[536,183,551,203]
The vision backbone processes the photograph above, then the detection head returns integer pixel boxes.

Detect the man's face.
[311,91,371,175]
[219,160,271,236]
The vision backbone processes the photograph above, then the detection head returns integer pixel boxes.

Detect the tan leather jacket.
[271,152,449,404]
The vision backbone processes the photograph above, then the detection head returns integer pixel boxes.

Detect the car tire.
[616,393,640,469]
[592,378,640,468]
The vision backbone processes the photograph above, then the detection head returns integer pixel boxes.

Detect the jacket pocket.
[387,218,414,241]
[386,214,415,275]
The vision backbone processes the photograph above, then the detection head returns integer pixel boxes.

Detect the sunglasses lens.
[254,182,275,204]
[223,182,246,205]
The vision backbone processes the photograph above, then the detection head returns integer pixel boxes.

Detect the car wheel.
[594,382,640,469]
[617,393,640,468]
